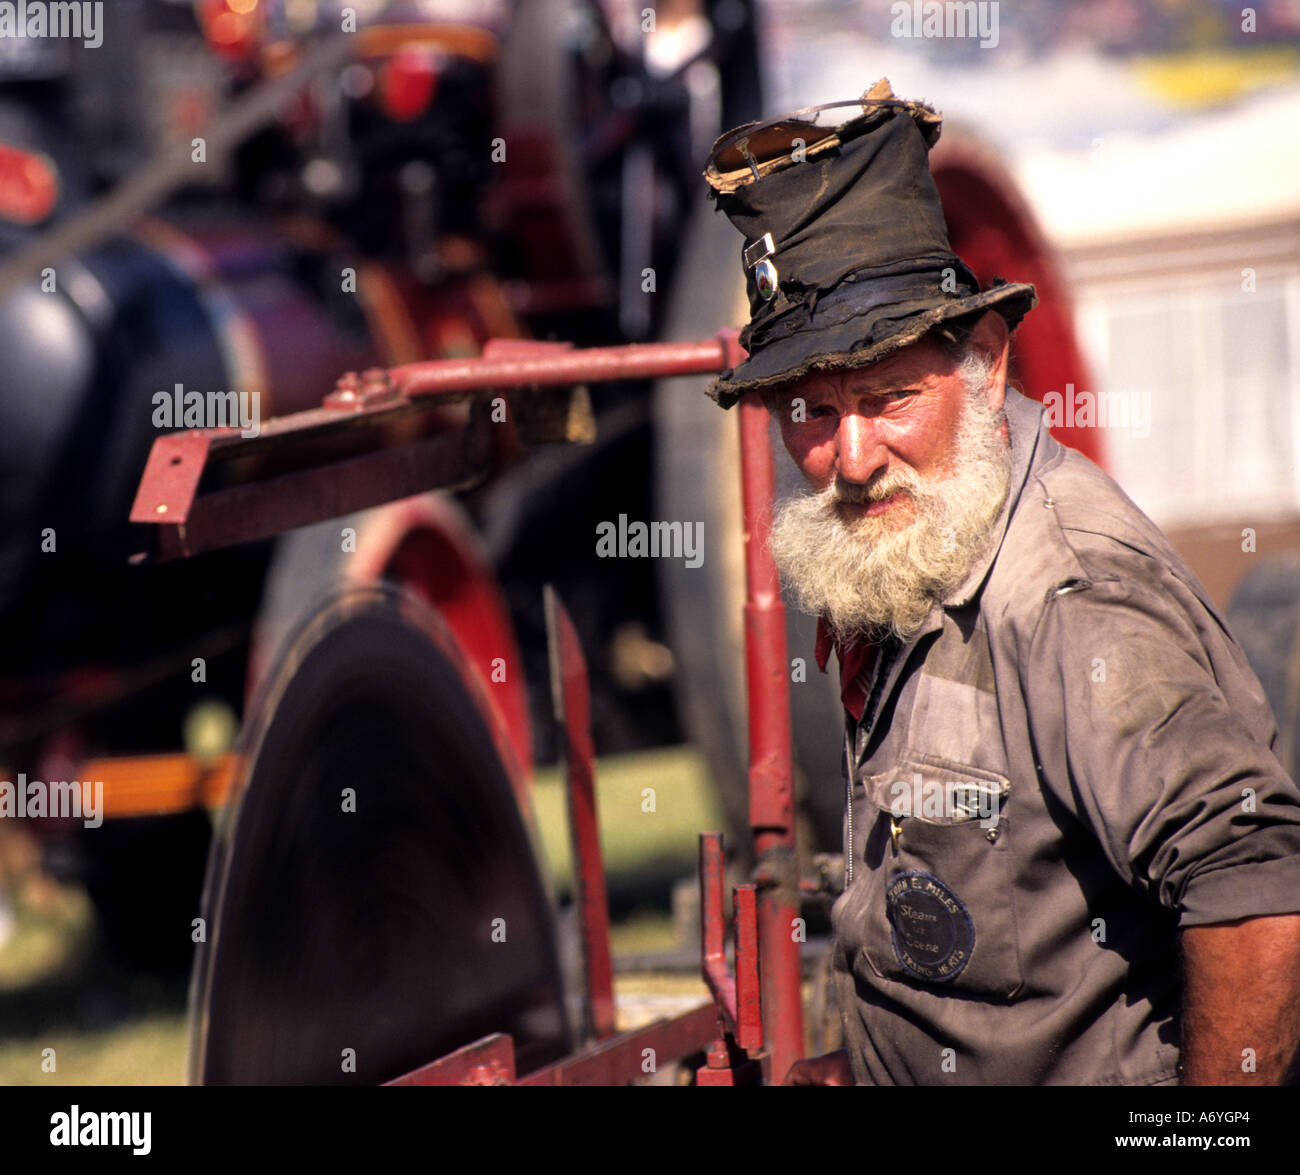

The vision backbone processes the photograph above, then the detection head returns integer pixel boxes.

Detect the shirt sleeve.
[1024,570,1300,927]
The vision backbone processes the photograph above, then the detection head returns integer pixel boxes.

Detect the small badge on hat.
[744,231,778,302]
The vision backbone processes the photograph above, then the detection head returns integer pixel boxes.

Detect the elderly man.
[704,81,1300,1085]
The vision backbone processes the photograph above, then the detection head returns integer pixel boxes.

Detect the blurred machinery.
[0,0,763,970]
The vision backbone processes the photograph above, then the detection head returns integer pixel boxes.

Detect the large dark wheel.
[190,586,570,1084]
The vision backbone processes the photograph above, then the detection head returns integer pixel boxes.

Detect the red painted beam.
[699,834,762,1054]
[700,831,738,1029]
[392,334,744,397]
[517,1003,719,1086]
[386,1034,516,1086]
[733,884,763,1052]
[131,408,491,559]
[130,332,746,560]
[386,1007,728,1087]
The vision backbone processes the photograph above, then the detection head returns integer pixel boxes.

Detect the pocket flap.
[863,754,1010,826]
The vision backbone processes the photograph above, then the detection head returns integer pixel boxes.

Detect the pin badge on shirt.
[744,231,778,302]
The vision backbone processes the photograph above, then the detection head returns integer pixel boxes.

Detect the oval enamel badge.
[885,871,974,982]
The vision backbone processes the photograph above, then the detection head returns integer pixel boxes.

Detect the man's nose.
[836,412,888,484]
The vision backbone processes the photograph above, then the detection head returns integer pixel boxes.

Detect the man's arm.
[1180,913,1300,1085]
[1024,575,1300,1080]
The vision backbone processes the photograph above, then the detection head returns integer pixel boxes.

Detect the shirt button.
[986,828,1000,843]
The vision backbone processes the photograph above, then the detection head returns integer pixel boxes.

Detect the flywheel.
[189,586,571,1084]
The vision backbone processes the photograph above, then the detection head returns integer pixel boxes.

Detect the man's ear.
[970,310,1010,411]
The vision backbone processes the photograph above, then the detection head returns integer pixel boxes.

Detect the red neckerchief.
[814,616,877,721]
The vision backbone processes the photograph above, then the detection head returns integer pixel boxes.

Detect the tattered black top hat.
[704,79,1036,408]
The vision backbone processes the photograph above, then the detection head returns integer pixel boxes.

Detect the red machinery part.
[545,585,617,1043]
[129,334,745,560]
[389,828,768,1087]
[392,337,748,396]
[128,398,489,560]
[738,393,804,1085]
[387,1033,517,1087]
[389,1004,722,1087]
[132,330,810,1083]
[380,47,439,123]
[0,142,59,225]
[699,833,763,1053]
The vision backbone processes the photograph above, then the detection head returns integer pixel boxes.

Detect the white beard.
[769,359,1013,643]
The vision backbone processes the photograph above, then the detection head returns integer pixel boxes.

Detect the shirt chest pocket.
[843,753,1023,1001]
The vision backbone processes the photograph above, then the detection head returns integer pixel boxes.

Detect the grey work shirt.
[829,386,1300,1085]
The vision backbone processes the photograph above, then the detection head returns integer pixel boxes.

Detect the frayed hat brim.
[705,280,1036,408]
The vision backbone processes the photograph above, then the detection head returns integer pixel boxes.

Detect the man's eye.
[805,404,836,419]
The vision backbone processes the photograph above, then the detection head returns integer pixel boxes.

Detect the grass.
[0,744,722,1085]
[530,742,724,900]
[0,881,191,1085]
[0,1014,189,1086]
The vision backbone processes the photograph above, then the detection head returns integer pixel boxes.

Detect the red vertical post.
[545,585,618,1044]
[738,392,804,1084]
[732,883,763,1051]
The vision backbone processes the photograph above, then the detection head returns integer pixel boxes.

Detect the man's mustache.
[832,472,921,506]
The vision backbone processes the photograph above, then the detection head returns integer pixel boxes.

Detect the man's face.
[767,312,1014,641]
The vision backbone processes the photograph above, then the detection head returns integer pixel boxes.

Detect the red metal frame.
[388,1033,517,1087]
[517,1003,719,1086]
[389,337,744,395]
[388,832,766,1087]
[134,330,806,1085]
[129,334,746,561]
[738,394,804,1084]
[697,832,765,1085]
[699,832,762,1052]
[545,586,617,1044]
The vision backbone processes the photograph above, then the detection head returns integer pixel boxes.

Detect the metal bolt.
[357,367,397,405]
[325,371,362,410]
[461,1062,509,1086]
